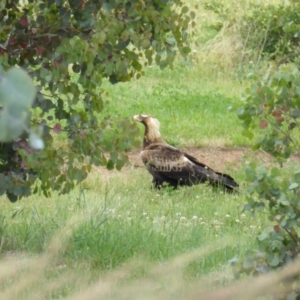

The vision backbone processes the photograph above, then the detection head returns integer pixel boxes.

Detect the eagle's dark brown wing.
[141,143,238,192]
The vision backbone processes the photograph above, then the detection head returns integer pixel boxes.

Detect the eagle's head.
[133,114,160,127]
[133,114,163,147]
[133,114,149,123]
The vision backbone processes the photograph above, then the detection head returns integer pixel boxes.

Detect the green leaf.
[13,186,24,196]
[261,86,274,100]
[294,172,300,182]
[74,169,85,181]
[0,106,29,142]
[105,63,114,76]
[279,194,289,205]
[166,37,176,45]
[116,159,126,171]
[7,192,18,203]
[182,46,191,55]
[291,109,300,118]
[228,255,239,266]
[0,67,36,142]
[0,67,36,107]
[155,54,161,64]
[245,167,256,182]
[280,219,287,227]
[256,166,267,176]
[159,59,169,69]
[69,36,80,47]
[190,11,196,19]
[145,49,153,64]
[110,151,118,164]
[72,64,81,73]
[141,39,151,48]
[131,60,142,71]
[0,175,7,196]
[289,182,298,190]
[283,22,298,33]
[270,188,280,196]
[242,129,254,139]
[243,203,252,211]
[271,167,280,177]
[181,6,189,14]
[243,257,255,269]
[269,256,280,267]
[107,159,114,170]
[236,108,245,117]
[45,73,52,82]
[97,31,106,43]
[102,3,113,12]
[258,231,269,241]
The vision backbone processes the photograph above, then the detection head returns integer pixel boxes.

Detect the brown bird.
[133,114,239,192]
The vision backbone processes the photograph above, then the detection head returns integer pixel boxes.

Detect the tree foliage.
[203,0,300,72]
[0,0,194,201]
[236,64,300,298]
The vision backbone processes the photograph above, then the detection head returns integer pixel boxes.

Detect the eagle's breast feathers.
[141,146,190,173]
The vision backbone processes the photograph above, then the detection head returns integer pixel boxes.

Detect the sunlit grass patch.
[0,167,268,276]
[101,63,250,148]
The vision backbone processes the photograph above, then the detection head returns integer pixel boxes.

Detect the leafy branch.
[236,64,300,297]
[0,0,194,202]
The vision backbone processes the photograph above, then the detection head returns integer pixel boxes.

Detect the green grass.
[101,63,250,148]
[0,167,271,299]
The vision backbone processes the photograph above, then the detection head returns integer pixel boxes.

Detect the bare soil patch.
[127,147,249,170]
[93,147,300,178]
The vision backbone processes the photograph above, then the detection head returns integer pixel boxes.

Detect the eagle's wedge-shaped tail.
[183,152,239,192]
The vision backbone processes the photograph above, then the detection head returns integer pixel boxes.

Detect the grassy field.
[0,0,289,299]
[101,63,250,148]
[0,168,272,299]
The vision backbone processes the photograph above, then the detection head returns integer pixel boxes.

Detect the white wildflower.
[180,216,186,222]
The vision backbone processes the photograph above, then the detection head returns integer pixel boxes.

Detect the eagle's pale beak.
[133,115,142,122]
